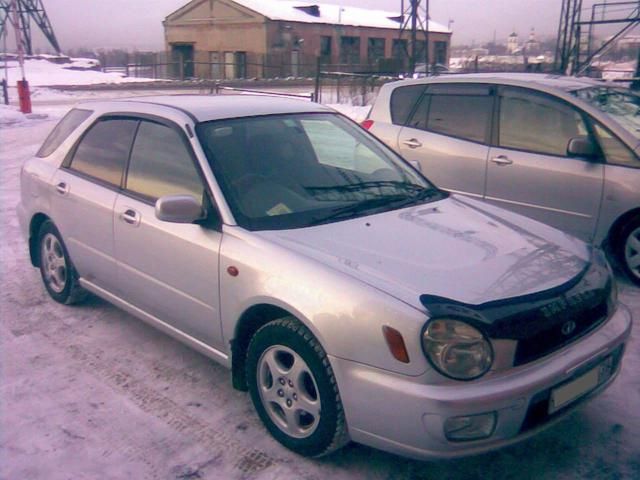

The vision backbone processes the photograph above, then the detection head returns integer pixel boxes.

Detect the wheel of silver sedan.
[41,232,67,293]
[624,224,640,282]
[257,345,321,439]
[246,317,348,457]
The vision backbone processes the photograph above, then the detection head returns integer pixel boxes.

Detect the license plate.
[549,356,613,414]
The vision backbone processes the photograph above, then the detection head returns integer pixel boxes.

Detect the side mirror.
[409,160,422,172]
[567,137,599,159]
[155,195,204,223]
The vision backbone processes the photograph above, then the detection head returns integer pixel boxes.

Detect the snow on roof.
[232,0,450,33]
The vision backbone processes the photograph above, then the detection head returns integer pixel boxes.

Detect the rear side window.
[125,121,204,201]
[390,85,425,125]
[408,84,493,143]
[68,118,138,186]
[37,108,93,157]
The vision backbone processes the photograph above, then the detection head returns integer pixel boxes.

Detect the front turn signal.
[382,325,410,363]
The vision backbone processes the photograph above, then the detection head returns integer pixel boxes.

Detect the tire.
[37,220,87,304]
[246,317,348,457]
[617,216,640,286]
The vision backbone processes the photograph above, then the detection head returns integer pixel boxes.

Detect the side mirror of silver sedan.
[567,136,599,159]
[155,195,204,223]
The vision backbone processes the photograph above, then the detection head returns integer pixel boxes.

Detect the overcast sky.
[9,0,618,52]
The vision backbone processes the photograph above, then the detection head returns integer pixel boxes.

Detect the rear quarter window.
[390,85,425,125]
[36,108,93,157]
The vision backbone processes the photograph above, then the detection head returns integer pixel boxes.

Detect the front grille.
[513,300,608,366]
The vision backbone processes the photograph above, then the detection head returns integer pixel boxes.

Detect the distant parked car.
[364,73,640,285]
[413,62,450,78]
[18,95,631,460]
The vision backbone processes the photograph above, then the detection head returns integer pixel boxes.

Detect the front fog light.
[444,412,497,441]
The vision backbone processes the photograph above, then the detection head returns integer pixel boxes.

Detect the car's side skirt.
[79,278,231,368]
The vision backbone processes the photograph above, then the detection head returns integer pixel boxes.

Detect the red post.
[17,79,32,114]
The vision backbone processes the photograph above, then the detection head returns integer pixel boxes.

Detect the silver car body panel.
[368,73,640,245]
[333,303,631,460]
[484,146,604,241]
[113,193,224,349]
[254,196,589,308]
[398,129,489,199]
[17,95,632,459]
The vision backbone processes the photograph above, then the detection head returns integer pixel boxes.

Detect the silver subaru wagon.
[18,95,631,460]
[365,74,640,285]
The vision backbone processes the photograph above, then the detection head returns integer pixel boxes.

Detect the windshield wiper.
[308,188,441,226]
[307,180,427,198]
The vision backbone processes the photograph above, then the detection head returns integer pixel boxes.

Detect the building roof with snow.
[166,0,450,33]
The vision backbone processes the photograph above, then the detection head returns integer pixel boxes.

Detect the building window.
[392,39,408,70]
[340,36,360,64]
[320,36,332,58]
[235,52,247,79]
[367,38,385,64]
[435,41,448,65]
[414,40,427,64]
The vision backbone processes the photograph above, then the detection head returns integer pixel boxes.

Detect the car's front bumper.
[330,303,632,460]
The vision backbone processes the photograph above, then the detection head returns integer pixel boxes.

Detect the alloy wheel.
[41,233,67,294]
[257,345,321,439]
[624,225,640,281]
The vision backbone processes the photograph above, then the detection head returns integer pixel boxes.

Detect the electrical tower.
[0,0,61,55]
[398,0,431,74]
[554,0,639,75]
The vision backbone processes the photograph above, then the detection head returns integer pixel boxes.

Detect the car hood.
[255,196,591,310]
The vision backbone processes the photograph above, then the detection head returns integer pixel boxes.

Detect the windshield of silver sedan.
[197,113,444,230]
[572,86,640,137]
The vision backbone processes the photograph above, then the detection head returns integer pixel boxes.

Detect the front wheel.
[246,317,348,457]
[618,217,640,286]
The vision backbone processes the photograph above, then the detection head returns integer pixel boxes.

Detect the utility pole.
[398,0,430,75]
[0,0,61,55]
[555,0,640,76]
[7,0,31,112]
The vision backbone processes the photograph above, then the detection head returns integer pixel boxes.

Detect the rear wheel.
[38,220,87,304]
[246,317,348,457]
[618,216,640,286]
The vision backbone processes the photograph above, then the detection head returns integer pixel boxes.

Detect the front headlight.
[422,319,493,380]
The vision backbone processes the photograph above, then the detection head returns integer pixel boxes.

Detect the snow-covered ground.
[2,57,155,86]
[1,87,639,479]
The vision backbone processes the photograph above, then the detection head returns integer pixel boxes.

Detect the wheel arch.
[606,207,640,250]
[231,303,310,391]
[28,213,52,267]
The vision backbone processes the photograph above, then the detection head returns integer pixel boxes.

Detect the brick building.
[163,0,451,79]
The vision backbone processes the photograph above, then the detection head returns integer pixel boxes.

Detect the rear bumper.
[331,303,632,460]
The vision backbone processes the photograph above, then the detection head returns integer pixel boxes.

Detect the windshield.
[197,113,444,230]
[572,86,640,138]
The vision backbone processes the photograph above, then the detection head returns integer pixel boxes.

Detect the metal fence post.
[1,79,8,105]
[313,56,321,103]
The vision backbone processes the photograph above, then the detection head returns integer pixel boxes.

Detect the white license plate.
[549,357,612,414]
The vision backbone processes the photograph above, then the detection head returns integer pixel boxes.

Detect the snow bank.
[2,57,156,86]
[0,105,29,127]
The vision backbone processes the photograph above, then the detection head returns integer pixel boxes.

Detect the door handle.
[121,209,140,226]
[402,138,423,149]
[55,182,69,195]
[491,155,513,166]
